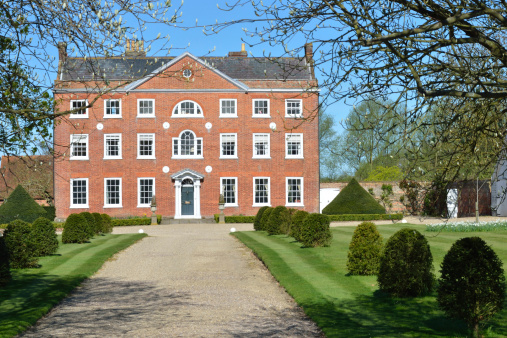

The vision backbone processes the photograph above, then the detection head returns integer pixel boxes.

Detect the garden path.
[20,223,322,337]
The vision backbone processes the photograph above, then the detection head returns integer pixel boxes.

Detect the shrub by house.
[290,210,309,242]
[347,222,383,275]
[79,212,96,238]
[260,207,273,232]
[101,214,113,233]
[31,217,59,257]
[322,178,386,215]
[266,206,288,235]
[92,213,104,235]
[0,237,11,285]
[254,206,270,231]
[0,185,47,224]
[3,220,38,268]
[300,213,332,247]
[62,213,90,244]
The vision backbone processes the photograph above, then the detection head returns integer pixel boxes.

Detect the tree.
[212,0,507,181]
[0,0,183,156]
[319,110,344,180]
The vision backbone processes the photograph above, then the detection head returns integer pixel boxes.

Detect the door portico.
[171,169,203,219]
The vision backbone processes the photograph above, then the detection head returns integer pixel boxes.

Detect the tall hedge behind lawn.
[0,185,47,224]
[62,214,90,244]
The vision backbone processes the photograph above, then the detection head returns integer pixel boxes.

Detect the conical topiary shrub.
[0,237,11,285]
[3,219,38,268]
[31,217,59,257]
[62,213,90,244]
[0,185,47,224]
[347,222,383,275]
[322,178,386,215]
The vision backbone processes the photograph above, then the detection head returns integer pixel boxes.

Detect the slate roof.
[60,55,313,82]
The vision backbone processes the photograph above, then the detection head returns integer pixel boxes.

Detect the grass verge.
[233,224,507,337]
[0,233,146,337]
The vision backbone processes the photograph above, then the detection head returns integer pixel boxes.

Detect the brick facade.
[54,51,319,220]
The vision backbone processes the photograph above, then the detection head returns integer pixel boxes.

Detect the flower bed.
[426,220,507,232]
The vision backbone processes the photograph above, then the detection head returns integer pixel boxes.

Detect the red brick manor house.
[53,43,319,220]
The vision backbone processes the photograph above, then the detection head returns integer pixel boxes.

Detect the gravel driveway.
[20,223,322,337]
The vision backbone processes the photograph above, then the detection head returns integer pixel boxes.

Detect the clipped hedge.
[92,213,104,234]
[0,237,10,285]
[31,217,59,257]
[101,214,113,233]
[290,210,309,242]
[300,213,333,248]
[280,208,296,235]
[378,228,434,297]
[42,206,56,221]
[347,222,383,275]
[111,218,151,226]
[260,208,273,231]
[213,215,255,223]
[62,214,90,244]
[254,206,270,231]
[79,212,96,238]
[266,206,288,235]
[3,220,38,268]
[327,214,403,222]
[322,178,386,215]
[0,185,47,224]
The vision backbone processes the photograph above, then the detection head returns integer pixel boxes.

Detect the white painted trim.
[219,99,238,118]
[286,177,304,207]
[220,133,238,159]
[285,99,303,118]
[104,133,122,160]
[252,133,270,159]
[69,99,88,118]
[54,88,320,94]
[70,134,89,160]
[220,177,238,207]
[285,133,304,159]
[252,99,270,118]
[253,177,271,207]
[137,133,156,159]
[172,100,204,117]
[104,177,123,208]
[137,99,155,118]
[137,177,155,208]
[70,178,89,208]
[104,99,122,118]
[172,130,203,158]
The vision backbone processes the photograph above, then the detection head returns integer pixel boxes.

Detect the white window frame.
[220,133,238,159]
[220,177,238,207]
[104,99,122,118]
[286,177,304,207]
[70,99,88,118]
[70,178,89,208]
[137,177,155,208]
[70,134,89,160]
[285,133,304,159]
[252,133,271,159]
[137,133,156,159]
[285,99,303,118]
[171,100,203,118]
[253,177,271,207]
[137,99,155,118]
[104,134,122,160]
[172,130,204,159]
[252,99,270,118]
[219,99,238,118]
[104,178,123,208]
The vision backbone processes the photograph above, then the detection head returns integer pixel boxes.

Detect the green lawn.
[233,224,507,337]
[0,233,146,338]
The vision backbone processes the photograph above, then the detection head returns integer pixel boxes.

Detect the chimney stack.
[304,42,313,63]
[125,39,147,57]
[228,43,248,57]
[57,42,67,78]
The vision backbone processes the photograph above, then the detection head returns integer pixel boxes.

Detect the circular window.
[182,69,192,78]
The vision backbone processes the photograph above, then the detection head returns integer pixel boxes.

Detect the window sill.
[252,156,271,159]
[69,115,89,119]
[220,156,238,159]
[171,115,204,118]
[136,115,156,118]
[285,156,304,159]
[172,156,204,159]
[103,157,123,160]
[219,116,238,118]
[103,205,123,208]
[70,205,89,209]
[137,205,151,208]
[285,115,303,119]
[70,158,89,161]
[103,115,122,119]
[137,157,156,160]
[253,204,271,207]
[252,115,271,118]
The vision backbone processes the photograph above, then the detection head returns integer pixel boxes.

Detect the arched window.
[172,100,203,117]
[172,130,203,158]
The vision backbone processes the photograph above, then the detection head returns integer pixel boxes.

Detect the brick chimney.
[125,39,146,57]
[57,42,67,78]
[228,43,248,57]
[304,42,313,63]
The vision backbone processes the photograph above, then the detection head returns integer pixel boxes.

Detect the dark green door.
[181,186,194,216]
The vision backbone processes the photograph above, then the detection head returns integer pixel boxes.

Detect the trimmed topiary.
[300,213,332,247]
[378,228,434,297]
[254,206,270,231]
[101,214,113,233]
[260,207,273,231]
[79,212,96,237]
[266,206,288,235]
[280,208,296,235]
[347,222,383,275]
[0,185,47,224]
[437,237,506,337]
[92,213,104,235]
[42,206,56,221]
[31,217,59,257]
[62,213,90,244]
[0,237,11,285]
[322,178,386,215]
[3,219,38,268]
[290,210,309,242]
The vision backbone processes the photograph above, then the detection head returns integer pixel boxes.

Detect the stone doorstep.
[161,217,216,225]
